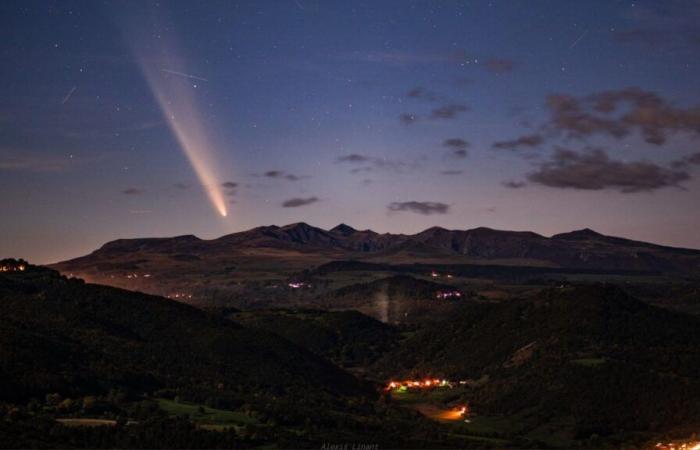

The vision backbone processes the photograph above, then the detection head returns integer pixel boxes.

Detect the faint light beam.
[160,68,209,82]
[569,29,588,49]
[61,86,77,105]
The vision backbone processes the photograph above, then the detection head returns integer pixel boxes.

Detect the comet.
[124,22,229,218]
[140,65,228,216]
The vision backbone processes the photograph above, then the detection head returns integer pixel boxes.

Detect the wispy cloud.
[221,181,238,197]
[430,103,469,120]
[337,154,371,163]
[122,187,145,195]
[282,196,319,207]
[492,134,543,151]
[261,170,307,181]
[502,180,526,189]
[388,201,449,215]
[442,138,470,158]
[406,86,442,102]
[336,153,418,173]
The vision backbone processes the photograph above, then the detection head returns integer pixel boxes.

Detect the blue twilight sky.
[1,0,700,263]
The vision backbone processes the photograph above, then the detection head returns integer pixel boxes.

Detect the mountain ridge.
[49,223,700,299]
[83,223,700,255]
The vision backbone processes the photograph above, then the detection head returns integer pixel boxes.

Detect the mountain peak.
[417,226,449,235]
[331,223,357,236]
[553,228,605,240]
[281,222,315,231]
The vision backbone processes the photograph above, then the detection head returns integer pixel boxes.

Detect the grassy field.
[389,387,529,445]
[55,418,118,427]
[156,398,259,428]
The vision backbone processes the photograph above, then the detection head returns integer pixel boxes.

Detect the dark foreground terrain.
[0,262,444,448]
[2,259,700,448]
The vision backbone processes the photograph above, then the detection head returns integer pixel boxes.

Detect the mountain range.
[51,224,700,297]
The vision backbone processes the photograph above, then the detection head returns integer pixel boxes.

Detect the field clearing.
[56,418,118,427]
[157,398,259,427]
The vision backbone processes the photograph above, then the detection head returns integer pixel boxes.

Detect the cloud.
[442,138,470,158]
[492,133,544,150]
[545,88,700,145]
[526,147,690,193]
[672,151,700,168]
[430,103,469,120]
[282,196,319,207]
[406,87,441,102]
[350,166,373,174]
[263,170,305,181]
[122,188,144,195]
[502,180,526,189]
[337,154,371,163]
[443,138,469,149]
[399,113,418,125]
[484,58,516,73]
[336,153,415,173]
[387,201,449,215]
[221,181,238,197]
[441,170,464,175]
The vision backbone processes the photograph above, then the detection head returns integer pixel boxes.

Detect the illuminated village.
[435,290,462,299]
[385,379,470,421]
[0,259,27,272]
[386,378,455,391]
[655,441,700,450]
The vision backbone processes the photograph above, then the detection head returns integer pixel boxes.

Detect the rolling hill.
[0,263,366,403]
[0,262,451,448]
[372,284,700,443]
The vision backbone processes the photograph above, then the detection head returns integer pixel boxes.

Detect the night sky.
[2,0,700,264]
